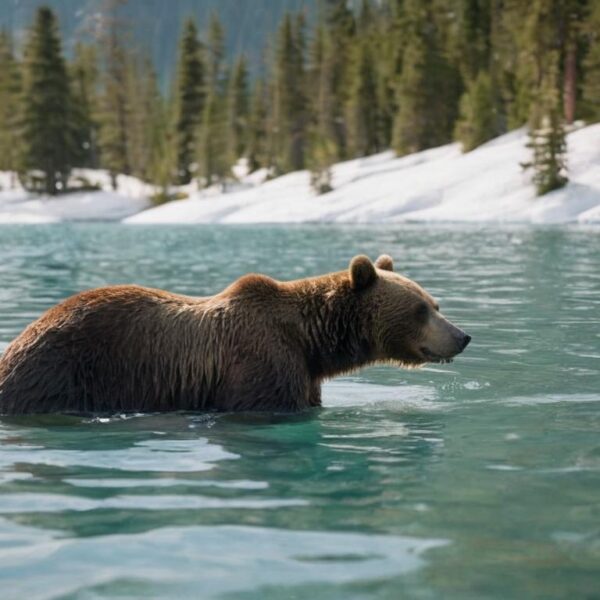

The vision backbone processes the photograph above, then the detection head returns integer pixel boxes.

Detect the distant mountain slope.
[0,0,314,83]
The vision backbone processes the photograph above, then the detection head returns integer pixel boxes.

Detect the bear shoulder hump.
[223,274,280,299]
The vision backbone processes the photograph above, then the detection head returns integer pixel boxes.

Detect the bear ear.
[349,255,377,290]
[375,254,394,272]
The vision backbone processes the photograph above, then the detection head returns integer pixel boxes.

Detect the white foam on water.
[63,477,268,490]
[501,393,600,406]
[0,435,238,473]
[0,493,307,514]
[322,380,446,412]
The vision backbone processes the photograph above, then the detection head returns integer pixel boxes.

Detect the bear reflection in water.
[0,255,470,414]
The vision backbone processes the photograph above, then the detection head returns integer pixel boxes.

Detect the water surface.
[0,224,599,599]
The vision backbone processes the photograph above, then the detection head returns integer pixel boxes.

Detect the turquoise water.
[0,224,599,599]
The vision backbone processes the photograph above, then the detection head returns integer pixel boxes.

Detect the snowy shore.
[1,123,599,225]
[0,170,151,223]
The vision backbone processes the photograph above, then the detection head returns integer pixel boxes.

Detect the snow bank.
[1,123,598,225]
[0,190,149,223]
[0,171,151,223]
[126,123,600,225]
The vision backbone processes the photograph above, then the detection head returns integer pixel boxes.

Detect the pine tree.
[514,0,587,128]
[450,0,503,150]
[346,39,380,157]
[199,92,229,188]
[527,54,568,196]
[307,23,336,193]
[128,57,167,183]
[198,12,229,187]
[488,1,526,130]
[308,133,336,194]
[392,0,460,155]
[560,0,587,125]
[272,13,307,174]
[357,0,375,34]
[322,0,356,157]
[582,0,600,121]
[206,12,225,89]
[510,0,569,195]
[19,7,74,195]
[376,0,406,149]
[0,31,20,178]
[246,78,269,172]
[70,43,99,169]
[174,18,204,185]
[226,55,250,168]
[454,71,500,151]
[97,0,132,189]
[453,0,492,82]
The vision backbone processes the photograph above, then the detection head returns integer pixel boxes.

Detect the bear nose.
[461,334,472,351]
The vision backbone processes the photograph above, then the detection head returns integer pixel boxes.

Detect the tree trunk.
[564,42,576,124]
[47,172,56,196]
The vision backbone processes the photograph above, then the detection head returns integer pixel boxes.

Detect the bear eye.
[416,303,429,321]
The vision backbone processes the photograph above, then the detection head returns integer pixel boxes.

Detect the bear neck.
[292,276,375,380]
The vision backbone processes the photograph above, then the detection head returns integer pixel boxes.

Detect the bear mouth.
[420,347,454,364]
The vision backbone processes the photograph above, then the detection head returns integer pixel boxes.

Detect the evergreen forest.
[0,0,598,198]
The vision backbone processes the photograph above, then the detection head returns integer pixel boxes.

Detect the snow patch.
[0,171,151,223]
[126,123,600,225]
[2,123,599,225]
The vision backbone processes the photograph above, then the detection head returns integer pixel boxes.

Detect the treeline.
[0,0,599,198]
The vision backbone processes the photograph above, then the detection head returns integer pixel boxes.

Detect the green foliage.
[97,0,132,188]
[199,91,229,187]
[321,0,356,157]
[452,0,492,82]
[128,58,168,184]
[19,7,74,195]
[305,23,337,190]
[526,54,568,196]
[70,43,99,168]
[271,13,308,174]
[206,11,225,88]
[308,132,336,195]
[198,12,229,187]
[346,39,381,157]
[0,31,20,174]
[307,24,337,157]
[174,18,205,185]
[246,79,270,172]
[582,0,600,121]
[455,71,501,152]
[4,0,599,204]
[227,55,250,166]
[392,0,461,155]
[0,0,331,89]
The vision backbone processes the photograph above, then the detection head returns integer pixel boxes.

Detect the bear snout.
[460,333,472,352]
[419,318,471,363]
[451,329,471,355]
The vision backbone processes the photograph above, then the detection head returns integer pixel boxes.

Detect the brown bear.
[0,255,470,415]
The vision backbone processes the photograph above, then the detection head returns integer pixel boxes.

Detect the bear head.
[349,254,471,367]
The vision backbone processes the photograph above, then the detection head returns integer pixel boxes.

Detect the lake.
[0,224,599,599]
